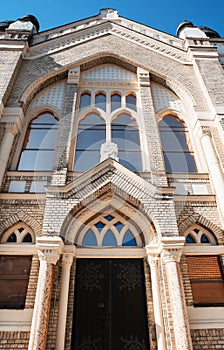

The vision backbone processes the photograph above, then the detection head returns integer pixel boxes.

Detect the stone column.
[161,238,193,350]
[146,250,165,350]
[28,236,64,350]
[55,249,75,350]
[201,126,224,225]
[138,68,167,186]
[0,122,18,187]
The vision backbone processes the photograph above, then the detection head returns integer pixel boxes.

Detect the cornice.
[25,21,190,64]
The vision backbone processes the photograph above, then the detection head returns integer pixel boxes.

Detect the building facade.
[0,9,224,350]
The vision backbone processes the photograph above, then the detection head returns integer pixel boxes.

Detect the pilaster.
[51,68,80,186]
[138,68,167,186]
[200,125,224,226]
[56,247,76,350]
[161,237,193,350]
[28,236,63,350]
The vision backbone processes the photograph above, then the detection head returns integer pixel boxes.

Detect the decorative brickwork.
[191,329,224,349]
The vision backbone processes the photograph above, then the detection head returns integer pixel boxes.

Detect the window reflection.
[74,114,106,171]
[159,116,197,173]
[80,93,91,109]
[126,94,136,111]
[95,93,106,111]
[111,93,121,112]
[17,113,58,171]
[112,114,142,171]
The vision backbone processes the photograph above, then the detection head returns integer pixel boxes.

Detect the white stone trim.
[188,306,224,329]
[76,247,145,258]
[0,309,33,331]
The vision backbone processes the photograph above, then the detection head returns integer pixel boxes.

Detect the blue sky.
[1,0,223,37]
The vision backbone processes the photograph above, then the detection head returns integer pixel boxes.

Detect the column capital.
[160,236,185,263]
[201,125,212,137]
[36,236,64,265]
[4,122,20,135]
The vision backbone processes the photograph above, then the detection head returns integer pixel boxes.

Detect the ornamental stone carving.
[36,236,64,265]
[100,141,119,162]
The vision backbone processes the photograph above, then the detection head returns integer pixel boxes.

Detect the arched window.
[78,214,141,247]
[1,224,34,244]
[79,93,91,109]
[95,93,106,111]
[17,113,58,171]
[112,114,142,171]
[185,225,217,245]
[126,93,136,111]
[111,93,121,112]
[159,115,197,173]
[74,114,106,171]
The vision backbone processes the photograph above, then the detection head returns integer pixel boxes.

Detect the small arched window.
[79,93,91,109]
[1,224,34,244]
[74,114,106,171]
[185,225,217,245]
[111,93,121,112]
[112,114,142,171]
[159,115,197,173]
[126,93,136,111]
[18,113,58,171]
[95,93,106,111]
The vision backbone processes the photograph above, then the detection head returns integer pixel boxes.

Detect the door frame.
[69,247,152,349]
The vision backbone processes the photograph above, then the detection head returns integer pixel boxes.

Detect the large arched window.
[112,114,142,171]
[17,113,58,171]
[74,114,106,171]
[159,115,197,173]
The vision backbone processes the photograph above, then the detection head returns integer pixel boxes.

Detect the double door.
[71,258,150,350]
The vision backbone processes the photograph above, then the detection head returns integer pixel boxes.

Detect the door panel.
[71,259,150,350]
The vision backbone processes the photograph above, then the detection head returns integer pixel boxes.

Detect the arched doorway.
[66,206,154,350]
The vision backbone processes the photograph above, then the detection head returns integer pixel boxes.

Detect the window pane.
[8,181,26,193]
[111,94,121,111]
[18,150,54,171]
[32,114,57,125]
[25,128,57,149]
[74,150,101,172]
[30,181,47,193]
[76,127,105,149]
[102,230,117,246]
[74,114,106,171]
[186,234,196,243]
[122,231,137,246]
[164,152,197,173]
[95,93,106,111]
[82,230,97,246]
[22,234,32,243]
[126,94,136,111]
[80,93,91,109]
[119,151,142,172]
[160,131,189,151]
[7,233,17,243]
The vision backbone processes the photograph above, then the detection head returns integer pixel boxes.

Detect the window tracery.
[1,224,34,244]
[184,225,217,245]
[77,213,142,247]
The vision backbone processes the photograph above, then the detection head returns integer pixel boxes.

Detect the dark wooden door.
[71,259,150,350]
